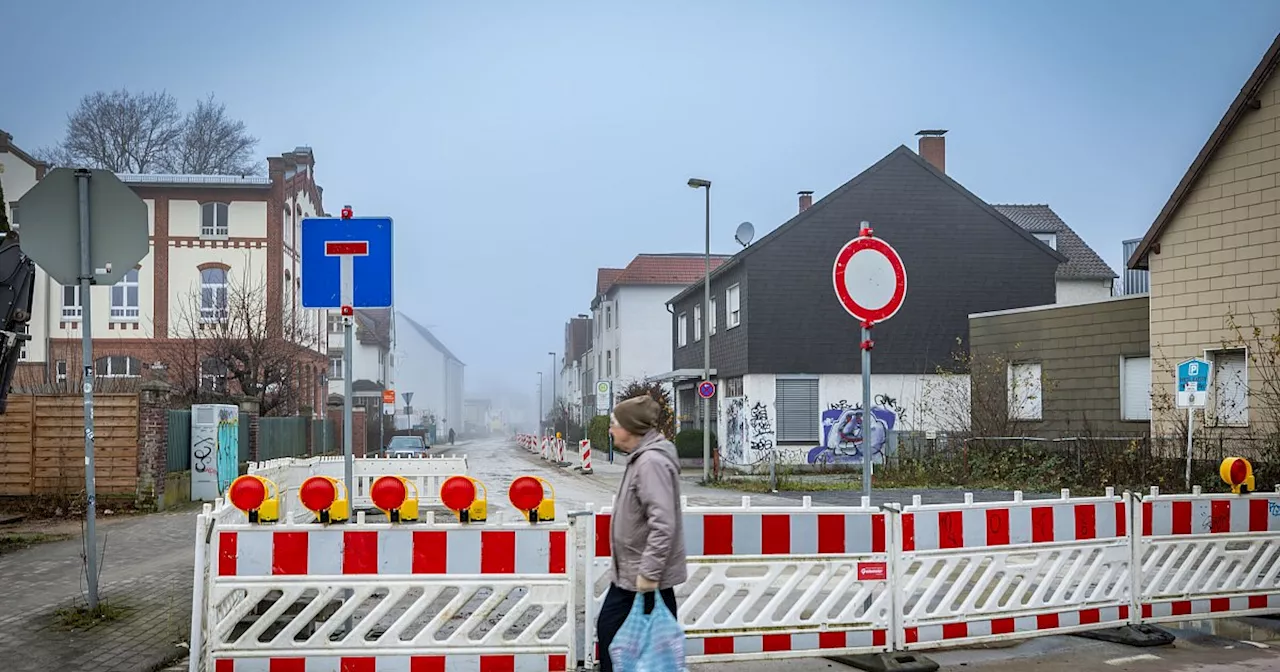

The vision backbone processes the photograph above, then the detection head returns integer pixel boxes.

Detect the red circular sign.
[299,477,338,512]
[832,235,906,323]
[370,476,408,511]
[228,476,266,512]
[439,476,477,512]
[1229,458,1249,485]
[508,476,545,511]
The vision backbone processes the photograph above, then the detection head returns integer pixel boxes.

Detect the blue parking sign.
[1176,357,1211,393]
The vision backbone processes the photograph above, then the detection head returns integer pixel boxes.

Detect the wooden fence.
[0,394,139,497]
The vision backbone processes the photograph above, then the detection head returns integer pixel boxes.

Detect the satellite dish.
[735,221,755,247]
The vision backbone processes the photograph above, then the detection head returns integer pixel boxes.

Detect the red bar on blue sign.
[325,241,369,256]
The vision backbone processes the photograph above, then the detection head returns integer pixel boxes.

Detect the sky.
[3,0,1280,414]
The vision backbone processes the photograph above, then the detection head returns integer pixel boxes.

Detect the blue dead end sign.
[698,381,716,399]
[300,216,394,309]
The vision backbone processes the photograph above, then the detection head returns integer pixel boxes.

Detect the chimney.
[798,190,814,213]
[916,129,947,173]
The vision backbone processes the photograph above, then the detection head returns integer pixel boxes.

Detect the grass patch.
[53,601,131,630]
[0,532,73,555]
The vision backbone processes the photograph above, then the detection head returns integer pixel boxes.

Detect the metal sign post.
[1176,357,1211,490]
[832,222,907,498]
[301,207,394,513]
[17,167,148,611]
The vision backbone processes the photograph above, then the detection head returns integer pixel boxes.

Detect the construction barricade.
[247,454,468,512]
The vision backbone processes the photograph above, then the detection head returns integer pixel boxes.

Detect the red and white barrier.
[580,439,592,473]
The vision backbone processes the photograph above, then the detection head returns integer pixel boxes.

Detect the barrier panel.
[897,488,1132,650]
[196,514,578,671]
[584,496,894,666]
[1136,485,1280,623]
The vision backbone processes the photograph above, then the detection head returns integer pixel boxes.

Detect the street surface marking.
[1105,654,1163,665]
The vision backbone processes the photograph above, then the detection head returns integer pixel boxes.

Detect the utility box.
[191,404,240,501]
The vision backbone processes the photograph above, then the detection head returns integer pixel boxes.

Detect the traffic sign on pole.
[300,216,394,309]
[698,381,716,399]
[832,223,907,500]
[1176,357,1211,409]
[15,167,149,612]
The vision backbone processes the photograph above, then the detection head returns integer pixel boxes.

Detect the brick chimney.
[916,129,947,173]
[798,191,814,213]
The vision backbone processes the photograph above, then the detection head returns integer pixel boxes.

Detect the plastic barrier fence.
[192,477,1280,671]
[247,454,468,511]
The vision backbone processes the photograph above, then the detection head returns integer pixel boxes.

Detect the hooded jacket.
[610,429,688,590]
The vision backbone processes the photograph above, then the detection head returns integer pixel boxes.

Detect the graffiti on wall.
[724,397,747,465]
[806,395,904,466]
[748,401,774,461]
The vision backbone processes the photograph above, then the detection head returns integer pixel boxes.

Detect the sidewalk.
[0,506,199,672]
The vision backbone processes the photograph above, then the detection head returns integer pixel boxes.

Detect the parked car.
[384,435,429,458]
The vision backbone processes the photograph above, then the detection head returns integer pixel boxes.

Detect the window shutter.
[1214,351,1248,425]
[775,378,819,442]
[1121,356,1151,420]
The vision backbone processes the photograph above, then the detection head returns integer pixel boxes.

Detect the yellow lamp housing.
[257,477,281,523]
[467,498,488,523]
[1220,456,1256,495]
[226,474,280,524]
[299,475,350,524]
[526,477,556,523]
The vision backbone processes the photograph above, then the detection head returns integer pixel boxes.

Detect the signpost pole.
[1185,403,1194,491]
[861,324,873,498]
[76,169,100,611]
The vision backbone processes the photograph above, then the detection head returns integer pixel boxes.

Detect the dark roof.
[0,130,48,171]
[669,145,1068,304]
[354,308,393,348]
[1128,32,1280,270]
[991,205,1117,280]
[397,312,463,365]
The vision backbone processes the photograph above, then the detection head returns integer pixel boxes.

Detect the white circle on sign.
[597,382,609,393]
[844,248,896,310]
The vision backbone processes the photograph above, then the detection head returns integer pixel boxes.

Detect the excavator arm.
[0,228,36,414]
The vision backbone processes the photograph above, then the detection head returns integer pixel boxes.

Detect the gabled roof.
[355,308,393,348]
[396,312,463,365]
[0,130,48,172]
[599,254,731,297]
[1128,32,1280,270]
[992,204,1117,280]
[669,144,1068,305]
[596,268,624,295]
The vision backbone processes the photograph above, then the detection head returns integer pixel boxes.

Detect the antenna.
[734,221,755,247]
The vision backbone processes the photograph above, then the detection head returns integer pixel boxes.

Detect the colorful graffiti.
[806,395,902,466]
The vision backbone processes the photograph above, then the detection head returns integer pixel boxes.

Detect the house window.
[16,324,27,360]
[606,351,613,378]
[111,269,140,321]
[775,377,819,442]
[726,284,741,328]
[95,355,141,378]
[1210,348,1248,426]
[200,358,228,393]
[724,376,743,397]
[62,285,82,320]
[1033,233,1057,250]
[200,267,229,322]
[1007,362,1043,421]
[710,297,717,335]
[329,353,344,379]
[677,312,688,347]
[328,314,344,333]
[693,305,702,342]
[7,202,18,228]
[606,305,613,330]
[1120,356,1151,421]
[615,348,620,378]
[55,360,67,382]
[201,202,229,237]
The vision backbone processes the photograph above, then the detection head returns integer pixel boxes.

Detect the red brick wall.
[326,406,367,457]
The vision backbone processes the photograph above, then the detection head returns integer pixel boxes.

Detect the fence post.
[136,377,172,509]
[239,396,261,462]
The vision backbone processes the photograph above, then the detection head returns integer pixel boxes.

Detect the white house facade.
[395,312,464,437]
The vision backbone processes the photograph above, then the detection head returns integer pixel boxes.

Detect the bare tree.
[39,89,260,175]
[170,95,261,175]
[165,258,320,416]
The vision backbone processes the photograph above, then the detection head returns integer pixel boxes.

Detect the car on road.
[383,435,429,458]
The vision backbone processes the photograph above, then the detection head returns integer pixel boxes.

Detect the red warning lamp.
[1220,456,1256,495]
[341,205,353,219]
[371,475,419,522]
[509,476,555,523]
[227,475,279,523]
[299,475,349,523]
[440,475,487,523]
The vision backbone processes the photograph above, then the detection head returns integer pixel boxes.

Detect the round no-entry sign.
[833,234,906,323]
[698,381,716,399]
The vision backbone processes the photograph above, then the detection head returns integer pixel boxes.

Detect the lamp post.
[537,371,543,436]
[688,177,712,483]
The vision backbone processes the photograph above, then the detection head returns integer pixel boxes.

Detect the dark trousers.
[596,583,678,672]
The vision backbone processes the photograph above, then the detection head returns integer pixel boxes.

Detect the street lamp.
[687,177,712,483]
[548,351,557,438]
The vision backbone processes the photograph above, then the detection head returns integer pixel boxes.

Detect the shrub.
[674,429,718,460]
[588,415,611,452]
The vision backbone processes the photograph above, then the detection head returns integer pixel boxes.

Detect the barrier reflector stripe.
[1143,496,1280,536]
[903,500,1126,551]
[216,528,568,576]
[1141,593,1280,620]
[210,654,569,671]
[683,630,888,656]
[903,606,1129,645]
[593,512,887,557]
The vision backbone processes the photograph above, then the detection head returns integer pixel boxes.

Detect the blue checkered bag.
[608,593,687,672]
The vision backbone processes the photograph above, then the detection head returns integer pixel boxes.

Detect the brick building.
[2,131,330,413]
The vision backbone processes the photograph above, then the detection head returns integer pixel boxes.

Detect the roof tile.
[992,204,1117,280]
[602,254,731,294]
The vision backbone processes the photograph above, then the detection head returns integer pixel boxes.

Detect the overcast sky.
[4,0,1279,411]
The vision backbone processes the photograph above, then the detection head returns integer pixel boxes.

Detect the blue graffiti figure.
[807,406,895,466]
[216,419,239,494]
